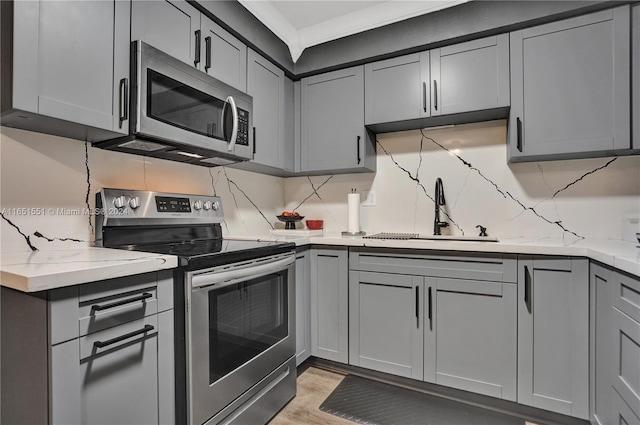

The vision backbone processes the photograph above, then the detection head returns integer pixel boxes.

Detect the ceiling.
[237,0,469,62]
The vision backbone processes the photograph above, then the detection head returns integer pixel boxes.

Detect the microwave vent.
[200,157,236,166]
[118,140,168,152]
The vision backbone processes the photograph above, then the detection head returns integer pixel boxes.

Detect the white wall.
[285,121,640,242]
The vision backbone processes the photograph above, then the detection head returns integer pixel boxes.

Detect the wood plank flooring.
[270,366,540,425]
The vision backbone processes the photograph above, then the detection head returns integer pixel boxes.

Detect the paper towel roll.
[347,193,360,233]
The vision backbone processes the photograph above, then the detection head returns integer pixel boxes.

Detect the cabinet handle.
[422,82,427,113]
[253,127,256,155]
[91,292,153,312]
[118,78,128,128]
[516,117,523,152]
[93,324,155,349]
[194,30,201,67]
[433,80,438,111]
[204,36,212,72]
[524,265,531,310]
[428,287,433,324]
[415,286,420,327]
[357,135,361,164]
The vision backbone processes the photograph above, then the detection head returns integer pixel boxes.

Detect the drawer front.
[612,306,640,418]
[349,248,516,282]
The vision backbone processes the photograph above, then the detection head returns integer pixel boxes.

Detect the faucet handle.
[476,225,488,237]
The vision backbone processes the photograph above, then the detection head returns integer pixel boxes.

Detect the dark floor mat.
[319,375,525,425]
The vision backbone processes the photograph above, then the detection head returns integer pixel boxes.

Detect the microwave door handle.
[191,255,295,289]
[226,96,239,152]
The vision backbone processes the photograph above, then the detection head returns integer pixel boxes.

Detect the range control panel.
[96,189,224,224]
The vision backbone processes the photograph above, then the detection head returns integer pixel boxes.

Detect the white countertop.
[229,233,640,279]
[0,247,177,293]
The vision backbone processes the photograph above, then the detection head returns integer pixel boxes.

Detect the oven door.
[134,41,253,160]
[186,252,295,425]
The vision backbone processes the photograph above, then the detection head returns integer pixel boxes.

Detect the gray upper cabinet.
[200,19,247,91]
[364,53,430,125]
[131,0,201,69]
[310,247,349,363]
[509,6,632,162]
[424,277,517,401]
[246,49,286,169]
[633,4,639,150]
[517,257,589,420]
[1,0,130,140]
[430,34,510,116]
[300,66,376,174]
[349,271,424,379]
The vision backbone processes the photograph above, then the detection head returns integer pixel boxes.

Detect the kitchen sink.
[364,233,499,242]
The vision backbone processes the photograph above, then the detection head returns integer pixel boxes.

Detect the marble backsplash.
[2,120,640,252]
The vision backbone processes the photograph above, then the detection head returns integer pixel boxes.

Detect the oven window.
[208,273,288,384]
[147,69,232,141]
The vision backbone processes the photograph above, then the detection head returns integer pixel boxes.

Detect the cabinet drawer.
[50,271,173,345]
[349,248,516,282]
[613,306,640,418]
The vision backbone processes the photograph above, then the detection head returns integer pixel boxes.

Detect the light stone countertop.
[228,233,640,279]
[0,247,177,293]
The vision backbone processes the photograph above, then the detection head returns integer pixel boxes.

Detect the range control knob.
[129,197,141,210]
[203,200,212,210]
[113,195,126,209]
[212,201,220,211]
[193,200,203,211]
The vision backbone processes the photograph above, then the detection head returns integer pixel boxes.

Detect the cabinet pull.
[433,80,438,111]
[253,127,256,154]
[415,286,420,327]
[93,324,155,349]
[422,82,427,113]
[204,36,212,72]
[428,287,433,323]
[194,30,201,67]
[357,135,361,164]
[118,78,128,128]
[91,292,153,312]
[516,117,523,152]
[524,265,531,310]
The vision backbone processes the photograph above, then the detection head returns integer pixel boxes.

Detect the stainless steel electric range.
[95,188,297,425]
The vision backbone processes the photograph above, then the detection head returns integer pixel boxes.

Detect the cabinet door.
[424,277,517,401]
[590,263,615,425]
[51,316,160,425]
[364,53,429,124]
[517,257,589,419]
[310,247,348,363]
[612,389,640,425]
[430,34,509,116]
[131,0,201,67]
[295,249,311,366]
[200,19,247,91]
[509,7,631,161]
[349,271,423,379]
[634,5,640,150]
[301,66,373,173]
[13,1,124,133]
[247,49,285,169]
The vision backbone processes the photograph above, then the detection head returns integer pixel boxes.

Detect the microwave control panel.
[236,109,249,146]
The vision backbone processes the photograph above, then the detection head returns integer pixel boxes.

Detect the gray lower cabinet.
[612,390,640,425]
[509,6,632,162]
[424,277,517,401]
[349,271,424,379]
[0,271,174,425]
[300,66,376,174]
[517,257,589,419]
[590,263,615,425]
[2,0,130,139]
[364,53,430,125]
[295,247,311,365]
[429,34,510,117]
[310,247,349,363]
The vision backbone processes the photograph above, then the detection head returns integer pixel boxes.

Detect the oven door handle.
[191,255,294,289]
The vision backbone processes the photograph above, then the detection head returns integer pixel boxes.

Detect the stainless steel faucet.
[434,177,449,235]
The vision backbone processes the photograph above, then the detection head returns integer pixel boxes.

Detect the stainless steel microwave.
[93,41,253,166]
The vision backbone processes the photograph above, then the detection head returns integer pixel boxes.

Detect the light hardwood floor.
[270,366,540,425]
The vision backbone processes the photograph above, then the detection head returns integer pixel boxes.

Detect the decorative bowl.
[276,215,305,229]
[306,220,324,230]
